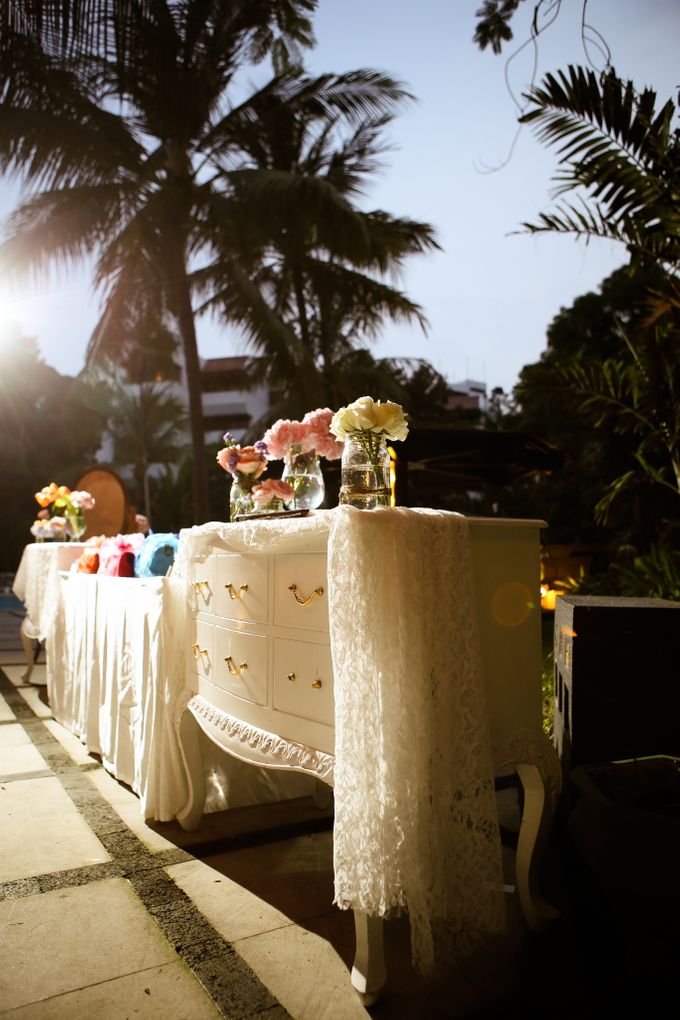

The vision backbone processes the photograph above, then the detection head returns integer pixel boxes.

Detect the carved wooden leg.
[351,911,387,1006]
[176,708,206,832]
[515,762,560,931]
[20,617,39,683]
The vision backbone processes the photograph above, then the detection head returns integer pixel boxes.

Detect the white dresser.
[176,510,560,1002]
[186,531,335,759]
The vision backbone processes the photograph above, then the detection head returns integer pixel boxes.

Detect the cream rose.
[330,396,409,442]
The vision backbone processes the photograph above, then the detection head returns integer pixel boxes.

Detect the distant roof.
[201,356,249,372]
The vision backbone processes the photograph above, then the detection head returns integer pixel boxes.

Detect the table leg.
[20,617,41,684]
[515,762,561,931]
[176,708,207,832]
[351,911,387,1006]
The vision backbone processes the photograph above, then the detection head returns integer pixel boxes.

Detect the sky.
[0,0,678,394]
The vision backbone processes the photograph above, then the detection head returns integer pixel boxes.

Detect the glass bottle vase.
[229,477,255,522]
[339,434,391,509]
[65,509,87,541]
[282,449,325,511]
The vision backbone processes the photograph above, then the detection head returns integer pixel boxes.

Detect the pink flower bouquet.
[252,479,294,509]
[262,408,343,463]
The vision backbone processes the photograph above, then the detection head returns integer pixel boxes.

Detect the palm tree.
[84,364,188,521]
[519,65,679,275]
[0,1,324,522]
[195,70,440,421]
[518,66,680,539]
[0,2,317,71]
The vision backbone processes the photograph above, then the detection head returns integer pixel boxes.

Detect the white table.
[12,542,86,681]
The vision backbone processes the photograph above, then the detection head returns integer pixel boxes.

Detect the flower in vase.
[216,435,268,480]
[31,482,95,539]
[70,490,96,510]
[261,419,310,460]
[330,396,409,443]
[252,479,294,508]
[301,408,344,460]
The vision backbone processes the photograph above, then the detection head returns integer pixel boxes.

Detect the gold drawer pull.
[225,655,248,676]
[287,671,322,688]
[193,580,212,600]
[191,643,209,660]
[288,583,324,607]
[225,582,248,600]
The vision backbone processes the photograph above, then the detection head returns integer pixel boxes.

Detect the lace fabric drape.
[327,507,505,974]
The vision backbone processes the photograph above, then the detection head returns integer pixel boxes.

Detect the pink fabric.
[98,533,145,577]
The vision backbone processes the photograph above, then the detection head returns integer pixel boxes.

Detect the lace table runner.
[327,507,505,973]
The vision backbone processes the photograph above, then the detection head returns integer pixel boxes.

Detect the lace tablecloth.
[174,507,506,973]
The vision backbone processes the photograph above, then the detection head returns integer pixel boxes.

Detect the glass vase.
[65,509,87,541]
[282,449,325,510]
[229,477,255,522]
[339,434,391,509]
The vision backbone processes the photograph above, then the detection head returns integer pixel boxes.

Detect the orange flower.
[35,482,59,508]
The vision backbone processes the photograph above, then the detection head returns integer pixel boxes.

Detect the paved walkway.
[4,601,665,1018]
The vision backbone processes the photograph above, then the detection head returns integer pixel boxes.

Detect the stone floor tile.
[15,684,52,720]
[234,924,369,1020]
[0,776,110,882]
[167,859,293,943]
[0,878,178,1011]
[194,833,336,925]
[0,742,48,778]
[42,719,94,761]
[0,691,16,721]
[0,961,222,1019]
[0,723,33,749]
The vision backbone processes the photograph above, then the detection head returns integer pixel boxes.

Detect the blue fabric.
[135,533,179,577]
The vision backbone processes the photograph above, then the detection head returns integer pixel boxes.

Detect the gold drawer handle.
[225,655,248,677]
[193,580,212,600]
[225,582,248,600]
[191,643,209,660]
[288,583,324,607]
[287,671,322,689]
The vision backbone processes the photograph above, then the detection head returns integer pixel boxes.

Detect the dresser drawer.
[212,625,268,706]
[274,554,328,632]
[214,553,269,624]
[190,555,215,613]
[273,637,334,726]
[188,618,213,680]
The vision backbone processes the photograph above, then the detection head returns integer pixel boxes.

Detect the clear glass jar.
[282,449,325,510]
[229,477,255,521]
[339,434,391,509]
[65,509,87,540]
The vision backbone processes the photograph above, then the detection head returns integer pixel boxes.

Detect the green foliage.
[520,66,680,275]
[614,545,680,601]
[473,0,526,54]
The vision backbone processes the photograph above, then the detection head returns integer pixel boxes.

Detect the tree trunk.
[166,239,209,524]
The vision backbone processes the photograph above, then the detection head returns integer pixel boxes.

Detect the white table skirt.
[13,542,86,639]
[46,572,312,818]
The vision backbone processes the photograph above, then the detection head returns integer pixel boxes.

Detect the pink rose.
[262,419,309,460]
[302,408,344,460]
[252,479,294,506]
[234,446,267,476]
